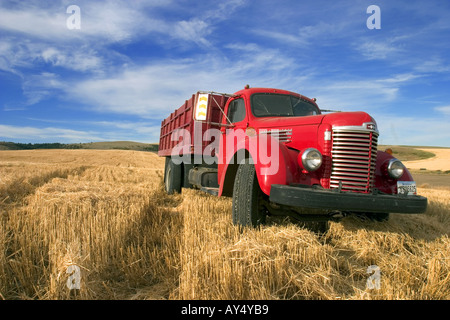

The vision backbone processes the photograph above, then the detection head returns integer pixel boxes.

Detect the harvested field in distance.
[380,145,436,162]
[0,149,449,300]
[403,148,450,172]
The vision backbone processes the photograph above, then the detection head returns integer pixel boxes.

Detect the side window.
[227,98,246,123]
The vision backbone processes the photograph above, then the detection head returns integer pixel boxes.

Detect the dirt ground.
[413,173,449,188]
[403,148,450,188]
[403,148,450,171]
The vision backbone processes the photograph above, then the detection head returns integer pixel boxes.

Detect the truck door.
[218,97,248,185]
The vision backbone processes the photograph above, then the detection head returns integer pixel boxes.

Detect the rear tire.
[232,160,267,227]
[164,157,182,195]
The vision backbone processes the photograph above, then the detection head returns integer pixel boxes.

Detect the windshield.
[251,93,320,117]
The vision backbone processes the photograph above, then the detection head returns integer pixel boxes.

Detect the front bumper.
[269,184,428,214]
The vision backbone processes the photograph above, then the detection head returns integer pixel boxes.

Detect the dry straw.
[0,149,449,300]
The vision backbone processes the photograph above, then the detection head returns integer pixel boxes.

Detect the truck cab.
[159,86,427,227]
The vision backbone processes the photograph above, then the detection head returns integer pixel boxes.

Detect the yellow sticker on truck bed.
[195,93,209,121]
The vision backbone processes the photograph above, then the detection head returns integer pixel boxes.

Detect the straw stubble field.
[0,149,449,300]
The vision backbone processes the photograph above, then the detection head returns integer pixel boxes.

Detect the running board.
[189,167,219,189]
[200,187,219,196]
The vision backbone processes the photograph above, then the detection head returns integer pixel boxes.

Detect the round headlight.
[387,159,404,179]
[300,148,323,172]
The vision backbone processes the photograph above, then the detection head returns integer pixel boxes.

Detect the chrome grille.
[330,129,378,193]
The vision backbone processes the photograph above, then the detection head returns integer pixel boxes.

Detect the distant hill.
[0,141,159,152]
[378,145,436,161]
[77,141,159,152]
[0,141,443,159]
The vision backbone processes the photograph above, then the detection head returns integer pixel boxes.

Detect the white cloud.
[375,73,421,84]
[66,62,214,118]
[253,23,352,48]
[414,57,450,74]
[356,40,402,60]
[0,1,171,44]
[0,38,34,74]
[0,0,246,48]
[297,21,350,42]
[0,124,104,142]
[0,5,66,41]
[22,72,65,105]
[172,19,213,47]
[305,72,425,113]
[41,47,103,72]
[20,119,162,143]
[0,1,256,116]
[252,30,307,46]
[62,46,302,118]
[310,79,399,111]
[435,106,450,116]
[0,0,247,78]
[0,38,108,76]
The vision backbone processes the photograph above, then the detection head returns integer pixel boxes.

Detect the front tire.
[232,160,267,227]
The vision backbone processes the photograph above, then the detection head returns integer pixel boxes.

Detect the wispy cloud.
[414,56,450,74]
[0,4,66,41]
[252,30,307,46]
[171,18,213,47]
[40,47,103,72]
[55,45,301,118]
[0,124,104,142]
[308,78,400,110]
[253,16,358,48]
[0,1,171,43]
[375,73,421,84]
[374,115,450,147]
[356,40,402,60]
[22,72,65,105]
[23,118,163,143]
[434,106,450,116]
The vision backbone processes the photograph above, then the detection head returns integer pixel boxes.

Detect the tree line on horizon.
[0,141,83,150]
[0,141,159,152]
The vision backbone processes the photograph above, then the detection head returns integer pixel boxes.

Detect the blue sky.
[1,0,450,146]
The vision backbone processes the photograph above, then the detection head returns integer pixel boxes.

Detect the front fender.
[375,150,415,194]
[218,133,299,196]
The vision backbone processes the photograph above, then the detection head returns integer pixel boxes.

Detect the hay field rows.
[0,149,449,300]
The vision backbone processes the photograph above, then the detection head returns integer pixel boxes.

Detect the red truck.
[158,86,427,227]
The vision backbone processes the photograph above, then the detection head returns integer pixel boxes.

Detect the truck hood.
[254,111,375,129]
[255,114,325,128]
[255,112,376,151]
[320,111,376,128]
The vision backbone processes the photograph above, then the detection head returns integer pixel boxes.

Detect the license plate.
[397,181,417,195]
